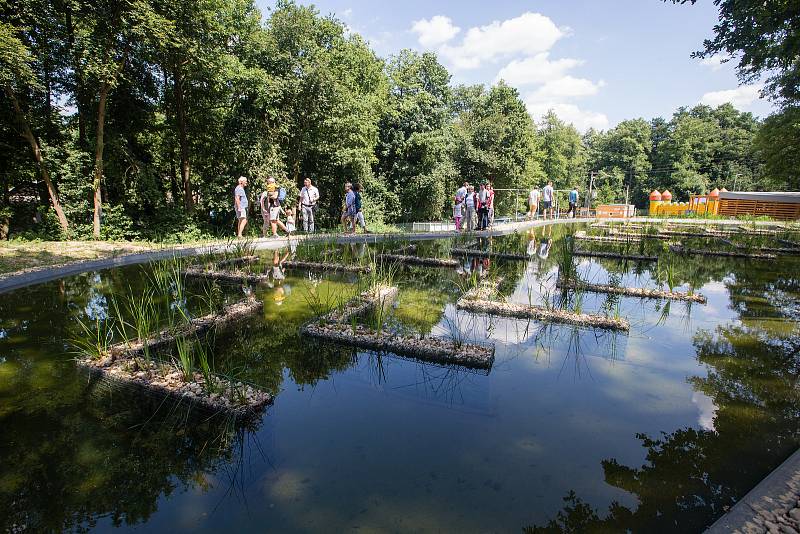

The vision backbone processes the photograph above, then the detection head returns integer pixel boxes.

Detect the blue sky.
[255,0,775,131]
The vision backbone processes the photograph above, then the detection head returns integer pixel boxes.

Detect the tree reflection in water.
[524,275,800,533]
[0,369,267,533]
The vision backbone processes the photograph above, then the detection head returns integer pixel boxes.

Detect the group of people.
[453,181,495,232]
[234,176,369,238]
[528,182,580,220]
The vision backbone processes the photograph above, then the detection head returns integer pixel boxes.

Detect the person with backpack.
[351,183,368,233]
[298,177,320,233]
[268,196,289,237]
[568,186,579,218]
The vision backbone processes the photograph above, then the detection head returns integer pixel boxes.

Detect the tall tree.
[374,49,454,221]
[71,0,171,237]
[0,7,70,233]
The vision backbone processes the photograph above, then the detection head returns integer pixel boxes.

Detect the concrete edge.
[0,215,786,294]
[706,447,800,532]
[0,218,589,294]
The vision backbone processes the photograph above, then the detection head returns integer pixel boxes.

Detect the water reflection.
[524,254,800,533]
[0,228,798,531]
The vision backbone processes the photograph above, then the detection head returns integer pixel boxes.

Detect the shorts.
[543,201,552,209]
[237,209,247,219]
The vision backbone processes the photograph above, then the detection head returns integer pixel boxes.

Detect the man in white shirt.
[528,187,540,219]
[464,185,477,231]
[234,176,248,237]
[542,181,554,220]
[455,181,468,203]
[298,178,320,233]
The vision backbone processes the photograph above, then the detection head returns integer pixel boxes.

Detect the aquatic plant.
[175,336,194,382]
[230,237,256,259]
[198,280,223,316]
[195,335,216,393]
[71,317,114,360]
[557,236,577,283]
[572,287,585,315]
[126,288,158,360]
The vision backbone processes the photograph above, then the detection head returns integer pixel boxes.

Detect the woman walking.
[268,197,289,237]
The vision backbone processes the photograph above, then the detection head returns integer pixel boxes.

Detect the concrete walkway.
[0,216,789,295]
[0,218,590,294]
[706,448,800,533]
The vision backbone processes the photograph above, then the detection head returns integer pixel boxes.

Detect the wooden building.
[717,192,800,220]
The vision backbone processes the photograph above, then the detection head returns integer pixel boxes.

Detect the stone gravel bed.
[78,356,271,418]
[456,297,630,331]
[556,279,707,303]
[669,244,777,260]
[573,248,658,262]
[449,248,531,261]
[322,286,399,324]
[301,322,495,370]
[376,254,459,268]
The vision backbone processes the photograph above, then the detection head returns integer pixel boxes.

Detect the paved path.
[0,218,588,294]
[706,448,800,533]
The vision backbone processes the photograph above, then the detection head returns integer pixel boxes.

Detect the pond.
[0,223,798,532]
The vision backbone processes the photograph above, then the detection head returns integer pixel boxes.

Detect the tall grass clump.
[175,336,194,382]
[557,236,577,283]
[71,317,114,360]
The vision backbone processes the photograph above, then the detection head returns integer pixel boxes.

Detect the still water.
[0,225,798,532]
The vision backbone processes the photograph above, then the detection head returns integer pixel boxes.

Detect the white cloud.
[495,53,584,86]
[527,76,605,102]
[342,8,353,18]
[699,54,726,71]
[411,15,460,48]
[700,85,762,109]
[438,12,565,70]
[525,100,609,132]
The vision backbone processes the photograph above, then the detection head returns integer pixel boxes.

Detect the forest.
[2,0,798,240]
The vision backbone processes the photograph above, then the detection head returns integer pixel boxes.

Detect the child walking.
[285,207,296,234]
[453,197,463,231]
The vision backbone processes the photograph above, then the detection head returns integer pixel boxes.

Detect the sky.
[255,0,776,132]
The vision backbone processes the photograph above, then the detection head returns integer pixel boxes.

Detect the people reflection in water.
[269,249,292,305]
[538,226,553,259]
[526,230,537,256]
[349,241,366,259]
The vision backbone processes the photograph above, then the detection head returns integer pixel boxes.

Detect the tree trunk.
[92,83,109,239]
[173,63,192,211]
[4,85,70,234]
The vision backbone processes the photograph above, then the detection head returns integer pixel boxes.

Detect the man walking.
[299,177,320,233]
[456,181,468,203]
[568,186,579,218]
[464,185,477,231]
[477,183,490,230]
[234,176,249,237]
[487,181,495,228]
[542,181,554,220]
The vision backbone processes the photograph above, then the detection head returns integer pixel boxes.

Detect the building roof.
[719,191,800,204]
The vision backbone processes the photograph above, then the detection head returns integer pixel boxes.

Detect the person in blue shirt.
[568,187,579,218]
[234,176,249,237]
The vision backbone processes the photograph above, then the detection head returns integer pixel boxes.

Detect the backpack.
[278,187,286,202]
